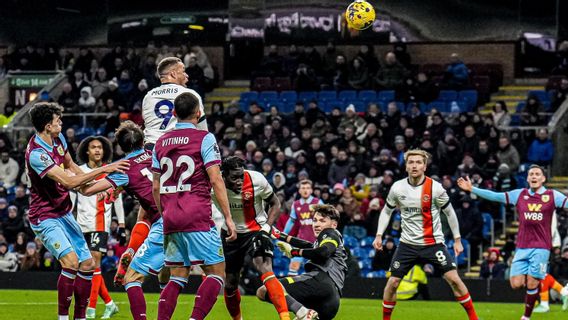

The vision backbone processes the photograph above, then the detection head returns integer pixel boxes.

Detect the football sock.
[158,276,187,320]
[262,272,290,320]
[285,294,305,315]
[224,288,242,319]
[58,268,77,317]
[126,282,147,320]
[190,275,224,320]
[88,269,102,308]
[129,221,151,252]
[74,270,94,319]
[524,285,540,318]
[382,300,396,320]
[456,293,478,320]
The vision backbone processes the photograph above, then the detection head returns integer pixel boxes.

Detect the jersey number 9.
[154,100,174,130]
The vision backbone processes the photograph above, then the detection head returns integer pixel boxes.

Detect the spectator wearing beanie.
[20,241,41,271]
[480,248,506,279]
[350,173,370,201]
[0,240,17,272]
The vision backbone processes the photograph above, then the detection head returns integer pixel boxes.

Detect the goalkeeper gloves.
[260,224,282,240]
[277,241,300,258]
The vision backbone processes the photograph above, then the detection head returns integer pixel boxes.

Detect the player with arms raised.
[152,92,237,320]
[25,102,128,320]
[142,56,207,149]
[215,156,290,320]
[458,164,568,320]
[80,121,166,320]
[373,149,478,320]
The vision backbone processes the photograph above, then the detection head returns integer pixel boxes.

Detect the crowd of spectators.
[0,43,566,280]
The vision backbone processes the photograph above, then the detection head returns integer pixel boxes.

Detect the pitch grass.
[0,289,565,319]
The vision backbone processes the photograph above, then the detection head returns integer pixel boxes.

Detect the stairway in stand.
[478,78,547,114]
[203,80,249,112]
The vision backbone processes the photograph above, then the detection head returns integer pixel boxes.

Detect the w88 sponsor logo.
[523,212,543,221]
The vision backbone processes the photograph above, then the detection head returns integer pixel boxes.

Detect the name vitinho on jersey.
[151,88,179,96]
[134,153,151,163]
[161,137,189,147]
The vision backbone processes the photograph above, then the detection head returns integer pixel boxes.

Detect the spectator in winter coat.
[350,173,371,201]
[496,135,520,172]
[328,150,353,186]
[444,53,469,89]
[0,241,18,272]
[78,86,96,112]
[480,248,506,279]
[20,241,41,271]
[527,128,554,166]
[0,151,19,188]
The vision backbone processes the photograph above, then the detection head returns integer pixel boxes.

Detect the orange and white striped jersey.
[384,177,453,246]
[72,163,125,233]
[213,170,273,234]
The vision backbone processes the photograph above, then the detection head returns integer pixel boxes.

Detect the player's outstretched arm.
[46,160,129,190]
[457,176,510,204]
[278,229,339,259]
[276,231,313,249]
[63,152,84,175]
[207,165,237,241]
[79,179,114,197]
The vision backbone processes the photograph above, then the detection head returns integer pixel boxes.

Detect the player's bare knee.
[125,269,144,284]
[79,258,96,272]
[60,252,79,270]
[256,285,267,301]
[387,277,402,289]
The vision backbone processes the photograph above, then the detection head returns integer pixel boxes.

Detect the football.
[345,0,376,30]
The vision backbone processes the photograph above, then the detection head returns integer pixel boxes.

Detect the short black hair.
[529,164,546,176]
[312,204,340,222]
[174,92,200,120]
[221,156,245,174]
[29,102,63,132]
[115,120,144,154]
[76,136,113,164]
[157,57,182,78]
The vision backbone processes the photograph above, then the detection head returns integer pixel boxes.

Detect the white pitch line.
[0,301,195,305]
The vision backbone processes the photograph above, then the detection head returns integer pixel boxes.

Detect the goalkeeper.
[258,204,348,320]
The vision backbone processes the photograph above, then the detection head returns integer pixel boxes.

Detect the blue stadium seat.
[358,90,377,103]
[406,102,426,113]
[449,101,469,113]
[339,90,357,102]
[343,225,367,240]
[240,91,258,102]
[343,235,360,249]
[481,213,493,241]
[350,100,366,112]
[427,101,446,113]
[259,91,278,102]
[438,90,458,102]
[279,90,297,103]
[377,90,395,103]
[364,270,387,278]
[76,127,96,140]
[516,101,526,113]
[325,99,345,112]
[280,102,296,114]
[447,239,469,266]
[263,100,285,111]
[458,90,478,110]
[298,91,318,103]
[358,258,373,271]
[360,236,376,248]
[528,90,550,102]
[318,90,337,102]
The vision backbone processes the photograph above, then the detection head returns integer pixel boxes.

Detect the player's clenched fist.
[373,235,383,251]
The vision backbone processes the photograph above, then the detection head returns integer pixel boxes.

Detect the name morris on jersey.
[151,88,179,96]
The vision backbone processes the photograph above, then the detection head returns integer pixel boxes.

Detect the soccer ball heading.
[345,0,376,30]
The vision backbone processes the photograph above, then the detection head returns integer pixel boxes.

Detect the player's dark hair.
[528,164,546,176]
[299,179,313,187]
[76,136,113,165]
[29,102,63,132]
[221,156,245,174]
[312,204,340,222]
[157,57,182,78]
[115,120,144,154]
[174,92,200,120]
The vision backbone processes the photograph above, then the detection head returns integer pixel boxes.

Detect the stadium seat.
[343,235,360,249]
[528,90,550,102]
[349,100,366,112]
[358,258,373,272]
[427,101,446,113]
[318,90,337,102]
[339,90,357,102]
[458,90,478,111]
[273,77,292,91]
[240,91,258,102]
[359,236,376,248]
[281,102,297,114]
[516,101,526,113]
[343,225,367,240]
[377,90,395,103]
[365,270,387,278]
[438,90,458,102]
[298,91,318,103]
[325,99,345,112]
[259,91,278,102]
[358,90,377,103]
[252,77,272,91]
[279,90,297,103]
[481,213,493,242]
